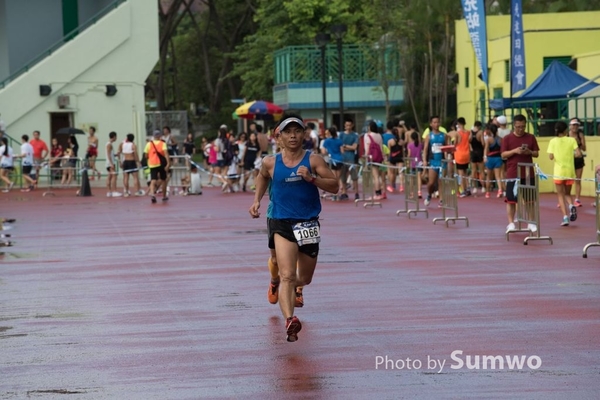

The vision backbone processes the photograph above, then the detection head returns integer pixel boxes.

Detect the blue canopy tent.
[488,61,599,135]
[515,60,599,101]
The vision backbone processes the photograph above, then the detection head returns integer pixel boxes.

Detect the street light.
[315,33,331,129]
[331,24,347,129]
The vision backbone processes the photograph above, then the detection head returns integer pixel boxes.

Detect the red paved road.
[1,186,599,399]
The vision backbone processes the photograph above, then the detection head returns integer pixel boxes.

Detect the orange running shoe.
[295,291,304,308]
[285,316,302,342]
[267,281,279,304]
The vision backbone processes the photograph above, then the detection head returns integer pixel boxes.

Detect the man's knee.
[280,270,296,282]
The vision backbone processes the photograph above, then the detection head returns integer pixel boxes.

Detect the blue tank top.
[429,132,446,162]
[488,136,501,156]
[267,151,321,220]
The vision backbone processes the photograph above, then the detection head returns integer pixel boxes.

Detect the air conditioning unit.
[57,95,70,109]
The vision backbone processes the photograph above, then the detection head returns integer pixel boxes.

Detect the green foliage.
[158,0,600,131]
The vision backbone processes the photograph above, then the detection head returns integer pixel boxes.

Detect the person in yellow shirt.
[547,121,581,226]
[144,130,171,203]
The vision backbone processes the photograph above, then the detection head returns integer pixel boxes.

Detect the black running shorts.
[267,218,319,258]
[150,166,167,181]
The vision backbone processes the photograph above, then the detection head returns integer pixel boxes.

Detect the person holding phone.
[500,114,539,233]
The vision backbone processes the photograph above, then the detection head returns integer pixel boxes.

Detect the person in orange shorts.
[547,121,581,226]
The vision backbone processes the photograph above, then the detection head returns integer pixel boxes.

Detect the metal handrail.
[0,0,128,89]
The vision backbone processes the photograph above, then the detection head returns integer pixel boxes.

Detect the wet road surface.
[1,187,599,399]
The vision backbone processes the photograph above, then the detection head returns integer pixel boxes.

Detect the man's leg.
[133,172,141,193]
[160,172,169,199]
[425,168,437,205]
[296,253,317,288]
[274,234,299,319]
[267,249,280,304]
[340,166,348,196]
[274,234,303,342]
[106,168,113,193]
[123,173,130,195]
[506,203,516,225]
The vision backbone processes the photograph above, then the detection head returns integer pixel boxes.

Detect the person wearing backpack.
[422,116,448,206]
[364,120,385,199]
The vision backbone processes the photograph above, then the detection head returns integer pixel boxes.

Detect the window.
[504,60,510,82]
[465,67,469,88]
[543,56,572,70]
[479,89,486,122]
[493,88,503,99]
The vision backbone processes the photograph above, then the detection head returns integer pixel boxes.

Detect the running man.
[118,133,144,197]
[422,116,448,206]
[249,115,338,342]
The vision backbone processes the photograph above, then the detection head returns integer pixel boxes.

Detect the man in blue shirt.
[339,118,360,200]
[249,115,339,343]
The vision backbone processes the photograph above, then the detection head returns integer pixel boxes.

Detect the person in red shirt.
[500,114,539,233]
[29,130,49,179]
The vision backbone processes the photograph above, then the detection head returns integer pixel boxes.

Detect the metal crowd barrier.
[507,163,553,245]
[432,161,469,227]
[42,158,84,197]
[396,167,428,219]
[167,155,191,195]
[583,176,600,258]
[355,156,381,208]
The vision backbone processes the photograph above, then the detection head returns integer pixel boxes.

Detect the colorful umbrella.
[234,100,283,121]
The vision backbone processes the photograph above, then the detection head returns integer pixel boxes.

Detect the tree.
[233,0,364,100]
[153,0,187,110]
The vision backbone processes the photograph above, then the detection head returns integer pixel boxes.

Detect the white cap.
[497,115,507,125]
[219,124,228,130]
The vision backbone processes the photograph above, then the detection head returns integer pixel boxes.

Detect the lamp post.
[331,24,347,129]
[315,33,330,130]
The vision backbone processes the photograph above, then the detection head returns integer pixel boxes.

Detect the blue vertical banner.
[511,0,526,94]
[461,0,488,85]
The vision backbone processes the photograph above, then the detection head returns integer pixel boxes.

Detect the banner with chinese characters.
[511,0,526,94]
[461,0,488,85]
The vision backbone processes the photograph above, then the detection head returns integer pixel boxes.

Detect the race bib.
[293,220,321,246]
[432,143,442,154]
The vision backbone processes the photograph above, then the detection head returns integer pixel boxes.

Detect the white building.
[0,0,158,154]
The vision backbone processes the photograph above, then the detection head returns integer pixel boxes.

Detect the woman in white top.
[1,137,15,192]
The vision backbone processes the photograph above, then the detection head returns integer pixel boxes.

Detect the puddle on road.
[34,313,85,319]
[0,326,27,339]
[27,389,88,395]
[234,229,268,235]
[215,292,240,298]
[0,252,41,260]
[219,301,251,310]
